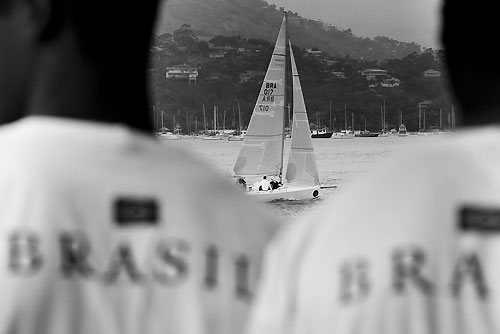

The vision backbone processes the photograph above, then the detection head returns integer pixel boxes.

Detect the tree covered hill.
[149,25,455,134]
[156,0,421,61]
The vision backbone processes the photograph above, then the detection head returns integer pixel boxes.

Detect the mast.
[383,98,386,130]
[237,100,242,132]
[203,104,207,132]
[316,111,319,133]
[232,103,235,130]
[440,108,442,130]
[344,104,347,131]
[380,105,383,130]
[223,109,226,132]
[418,103,422,130]
[329,100,332,130]
[279,11,288,184]
[213,106,217,133]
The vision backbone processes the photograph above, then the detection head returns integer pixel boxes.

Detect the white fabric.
[260,179,271,191]
[285,42,319,188]
[248,127,500,334]
[0,116,281,334]
[233,16,287,178]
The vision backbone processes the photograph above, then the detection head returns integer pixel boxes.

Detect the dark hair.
[64,1,160,67]
[0,0,13,13]
[442,0,499,112]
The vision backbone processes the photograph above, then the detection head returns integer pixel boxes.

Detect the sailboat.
[228,101,246,141]
[232,14,320,201]
[311,112,333,138]
[354,118,379,137]
[333,104,354,139]
[203,106,225,140]
[398,109,408,136]
[379,100,389,137]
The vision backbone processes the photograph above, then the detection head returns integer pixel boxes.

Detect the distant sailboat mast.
[213,106,217,133]
[329,100,332,130]
[344,104,347,131]
[202,104,206,132]
[237,100,242,132]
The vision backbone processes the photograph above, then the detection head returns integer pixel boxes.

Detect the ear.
[23,0,63,42]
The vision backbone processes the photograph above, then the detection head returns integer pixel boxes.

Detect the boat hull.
[311,132,334,138]
[332,132,354,139]
[246,185,320,202]
[355,133,380,137]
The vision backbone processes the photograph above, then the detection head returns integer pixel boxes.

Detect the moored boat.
[355,130,380,137]
[311,127,334,138]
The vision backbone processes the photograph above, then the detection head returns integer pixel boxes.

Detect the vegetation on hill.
[149,25,456,134]
[156,0,421,61]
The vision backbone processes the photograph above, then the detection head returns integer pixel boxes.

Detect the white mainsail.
[233,16,287,178]
[285,42,320,187]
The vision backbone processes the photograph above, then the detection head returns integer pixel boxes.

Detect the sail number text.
[262,82,278,103]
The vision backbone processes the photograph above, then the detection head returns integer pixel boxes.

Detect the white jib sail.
[233,16,287,178]
[285,42,320,187]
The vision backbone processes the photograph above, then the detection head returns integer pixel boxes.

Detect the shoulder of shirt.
[275,127,500,246]
[0,117,283,229]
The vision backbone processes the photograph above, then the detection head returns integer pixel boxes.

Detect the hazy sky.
[267,0,442,48]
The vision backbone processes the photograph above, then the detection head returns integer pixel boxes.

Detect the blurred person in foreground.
[247,1,500,333]
[0,0,280,333]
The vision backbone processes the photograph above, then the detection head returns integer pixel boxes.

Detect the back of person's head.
[1,0,163,130]
[64,1,159,70]
[442,0,499,118]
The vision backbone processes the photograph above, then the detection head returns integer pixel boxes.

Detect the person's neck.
[27,37,153,134]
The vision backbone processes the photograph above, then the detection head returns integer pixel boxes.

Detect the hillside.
[156,0,421,61]
[150,26,454,135]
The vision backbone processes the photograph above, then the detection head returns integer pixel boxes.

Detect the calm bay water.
[163,135,437,222]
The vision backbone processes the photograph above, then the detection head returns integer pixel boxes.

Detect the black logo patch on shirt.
[114,197,159,226]
[460,206,500,232]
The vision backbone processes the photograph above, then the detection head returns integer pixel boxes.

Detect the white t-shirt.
[248,127,500,334]
[260,179,271,191]
[0,117,281,334]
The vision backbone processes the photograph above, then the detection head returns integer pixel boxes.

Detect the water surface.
[164,135,437,222]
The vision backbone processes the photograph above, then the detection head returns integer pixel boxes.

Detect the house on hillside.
[423,69,441,78]
[209,49,225,59]
[239,71,266,84]
[381,77,401,88]
[361,68,388,80]
[331,71,348,79]
[165,64,198,84]
[305,48,322,57]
